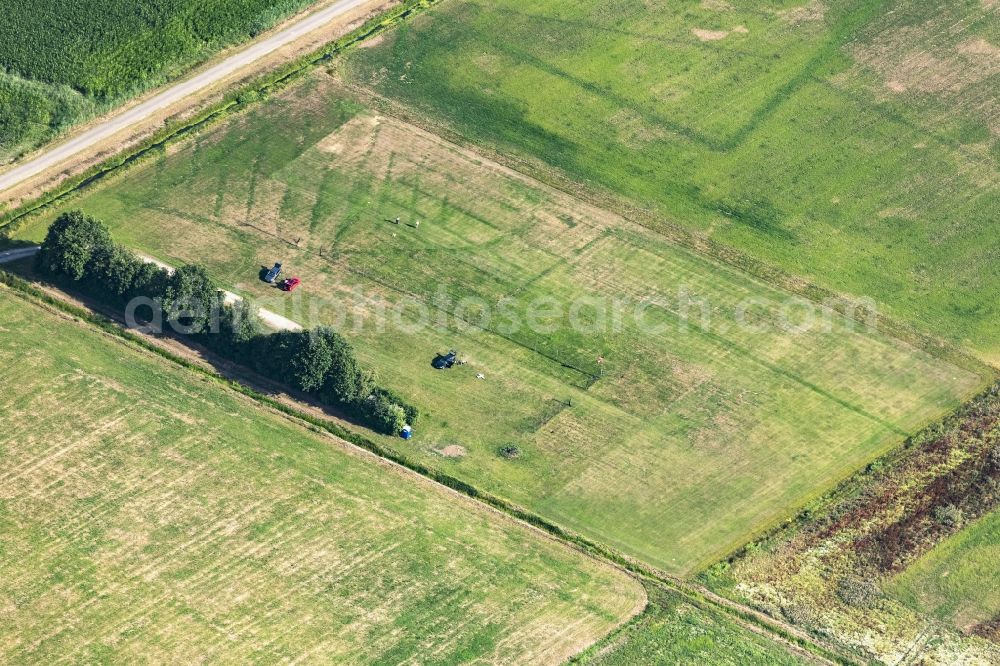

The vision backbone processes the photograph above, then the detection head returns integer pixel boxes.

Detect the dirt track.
[0,247,40,264]
[0,246,301,331]
[137,252,302,331]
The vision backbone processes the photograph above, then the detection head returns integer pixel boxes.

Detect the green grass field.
[12,70,985,575]
[889,509,1000,632]
[578,584,809,665]
[0,287,644,663]
[342,0,1000,362]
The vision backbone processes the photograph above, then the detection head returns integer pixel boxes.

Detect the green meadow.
[12,70,984,574]
[343,0,1000,363]
[0,288,643,663]
[890,509,1000,632]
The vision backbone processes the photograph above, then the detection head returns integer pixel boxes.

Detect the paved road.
[0,0,375,196]
[0,246,41,264]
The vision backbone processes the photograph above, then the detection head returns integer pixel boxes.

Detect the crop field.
[0,288,644,663]
[342,0,1000,362]
[889,509,1000,633]
[14,71,987,575]
[0,0,318,160]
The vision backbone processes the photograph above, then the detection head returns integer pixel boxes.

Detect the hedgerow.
[37,210,419,435]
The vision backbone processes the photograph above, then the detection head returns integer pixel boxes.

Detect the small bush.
[498,445,521,460]
[781,602,816,626]
[932,504,964,529]
[372,386,419,425]
[364,397,407,436]
[988,442,1000,473]
[836,575,880,609]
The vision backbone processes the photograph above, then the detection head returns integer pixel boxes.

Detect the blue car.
[432,350,457,369]
[264,262,282,283]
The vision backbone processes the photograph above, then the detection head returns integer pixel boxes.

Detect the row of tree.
[37,210,417,435]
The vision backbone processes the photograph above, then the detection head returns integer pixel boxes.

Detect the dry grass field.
[13,70,987,574]
[0,287,644,663]
[2,0,998,661]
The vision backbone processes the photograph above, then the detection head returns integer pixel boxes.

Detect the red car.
[280,277,301,292]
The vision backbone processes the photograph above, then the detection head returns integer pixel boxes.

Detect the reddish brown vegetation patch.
[972,615,1000,640]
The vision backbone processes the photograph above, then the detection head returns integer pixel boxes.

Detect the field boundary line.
[0,272,648,660]
[0,268,857,665]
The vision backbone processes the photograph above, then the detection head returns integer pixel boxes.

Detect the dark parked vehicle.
[432,350,457,369]
[264,262,282,283]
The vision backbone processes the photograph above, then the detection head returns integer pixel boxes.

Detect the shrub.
[932,504,964,529]
[126,261,170,302]
[836,575,880,608]
[289,329,335,393]
[37,210,112,281]
[317,327,368,404]
[371,386,419,425]
[363,396,407,436]
[988,441,1000,473]
[163,264,222,334]
[94,243,144,299]
[498,445,521,459]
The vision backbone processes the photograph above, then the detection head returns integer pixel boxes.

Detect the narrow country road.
[0,0,377,197]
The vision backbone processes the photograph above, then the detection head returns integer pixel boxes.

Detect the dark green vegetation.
[577,584,810,665]
[14,71,984,574]
[0,0,317,160]
[0,286,644,662]
[704,381,1000,663]
[343,0,1000,362]
[3,0,998,659]
[0,73,95,161]
[36,210,417,434]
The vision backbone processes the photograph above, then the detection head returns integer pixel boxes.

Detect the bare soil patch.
[692,28,729,41]
[779,1,826,24]
[852,19,1000,99]
[434,445,467,458]
[357,33,385,49]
